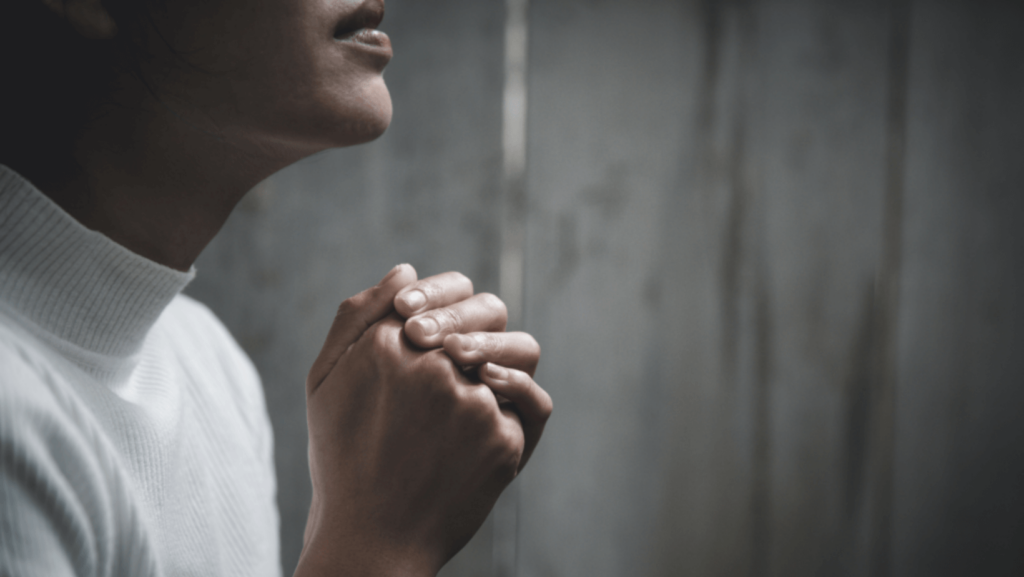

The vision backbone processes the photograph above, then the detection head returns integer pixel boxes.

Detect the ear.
[41,0,118,40]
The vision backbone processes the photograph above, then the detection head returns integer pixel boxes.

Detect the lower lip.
[337,29,392,56]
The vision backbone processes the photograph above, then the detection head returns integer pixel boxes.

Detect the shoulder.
[0,312,73,421]
[0,310,120,498]
[0,316,157,577]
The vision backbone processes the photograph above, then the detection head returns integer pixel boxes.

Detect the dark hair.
[0,1,155,188]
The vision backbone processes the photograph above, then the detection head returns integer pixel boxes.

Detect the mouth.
[333,0,390,53]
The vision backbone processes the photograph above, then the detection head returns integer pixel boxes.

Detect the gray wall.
[186,0,1024,575]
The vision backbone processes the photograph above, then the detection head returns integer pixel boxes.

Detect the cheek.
[241,43,394,148]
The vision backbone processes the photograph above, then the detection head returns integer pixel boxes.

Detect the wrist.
[295,506,438,577]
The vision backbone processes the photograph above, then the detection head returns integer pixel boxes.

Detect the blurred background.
[186,0,1024,575]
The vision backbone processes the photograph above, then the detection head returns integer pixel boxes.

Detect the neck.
[34,91,310,272]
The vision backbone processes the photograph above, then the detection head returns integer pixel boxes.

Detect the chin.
[349,98,393,146]
[328,84,393,148]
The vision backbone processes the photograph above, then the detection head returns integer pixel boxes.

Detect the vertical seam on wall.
[496,0,529,575]
[500,0,529,333]
[872,0,913,574]
[727,1,773,574]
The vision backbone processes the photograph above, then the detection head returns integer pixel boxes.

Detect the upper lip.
[334,0,385,39]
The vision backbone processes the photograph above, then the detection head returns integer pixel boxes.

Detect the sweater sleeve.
[0,340,157,577]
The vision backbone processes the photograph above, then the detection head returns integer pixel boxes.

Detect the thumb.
[307,264,418,392]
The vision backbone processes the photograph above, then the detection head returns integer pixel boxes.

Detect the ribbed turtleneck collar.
[0,165,195,371]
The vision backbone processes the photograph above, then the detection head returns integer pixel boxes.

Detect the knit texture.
[0,165,281,576]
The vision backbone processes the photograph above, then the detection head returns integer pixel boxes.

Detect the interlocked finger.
[442,331,540,376]
[478,363,552,472]
[404,292,508,349]
[393,271,474,318]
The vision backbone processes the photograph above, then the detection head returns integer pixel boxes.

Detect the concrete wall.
[187,0,1024,575]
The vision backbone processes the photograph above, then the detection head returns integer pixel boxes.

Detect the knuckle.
[420,350,456,383]
[524,334,541,359]
[505,366,528,387]
[522,374,553,418]
[455,386,499,429]
[422,375,460,411]
[477,332,503,356]
[433,380,461,405]
[496,453,520,481]
[335,296,360,318]
[478,292,508,318]
[538,388,554,418]
[494,427,523,478]
[431,306,464,332]
[418,279,443,299]
[367,322,394,351]
[511,371,552,418]
[450,271,473,293]
[419,353,465,404]
[500,423,522,452]
[457,384,491,413]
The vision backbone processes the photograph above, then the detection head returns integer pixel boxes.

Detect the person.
[0,0,552,575]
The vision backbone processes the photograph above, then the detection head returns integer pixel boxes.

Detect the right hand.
[392,271,551,471]
[296,264,529,577]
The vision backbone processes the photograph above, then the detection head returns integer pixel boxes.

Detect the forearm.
[294,506,437,577]
[294,542,429,577]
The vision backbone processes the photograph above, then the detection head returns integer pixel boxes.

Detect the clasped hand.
[297,264,552,577]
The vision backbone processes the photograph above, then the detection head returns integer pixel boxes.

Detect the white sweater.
[0,166,281,576]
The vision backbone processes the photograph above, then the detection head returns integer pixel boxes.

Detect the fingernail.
[378,264,405,286]
[415,317,439,337]
[486,363,509,382]
[399,289,426,311]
